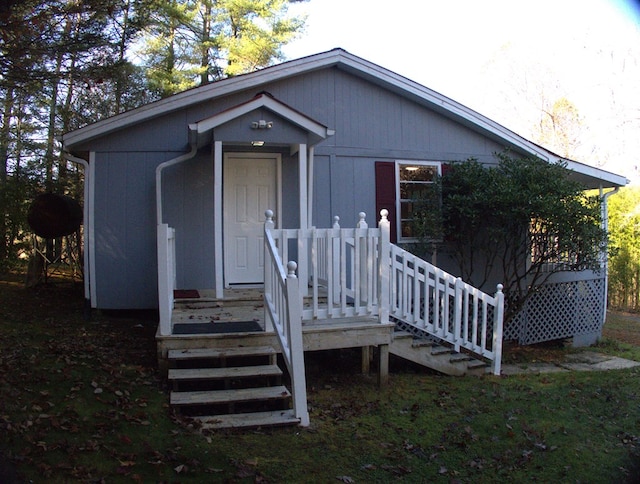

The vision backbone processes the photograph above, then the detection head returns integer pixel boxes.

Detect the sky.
[282,0,640,184]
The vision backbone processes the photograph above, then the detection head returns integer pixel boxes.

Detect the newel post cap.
[287,261,298,277]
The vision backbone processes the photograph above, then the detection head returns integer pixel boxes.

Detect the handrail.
[388,244,504,375]
[264,211,309,426]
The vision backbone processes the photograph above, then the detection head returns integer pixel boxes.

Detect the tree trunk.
[0,87,14,264]
[114,0,132,114]
[200,1,212,86]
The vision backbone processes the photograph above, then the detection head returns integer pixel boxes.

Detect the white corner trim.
[88,152,97,307]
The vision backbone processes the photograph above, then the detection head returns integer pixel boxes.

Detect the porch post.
[298,144,309,296]
[213,140,224,299]
[491,284,505,376]
[299,143,308,229]
[378,209,391,324]
[307,145,314,227]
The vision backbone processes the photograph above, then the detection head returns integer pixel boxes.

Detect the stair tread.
[169,364,282,381]
[168,346,276,361]
[467,359,489,369]
[411,339,437,348]
[430,345,455,355]
[393,330,413,338]
[449,354,472,363]
[171,385,291,406]
[192,410,299,429]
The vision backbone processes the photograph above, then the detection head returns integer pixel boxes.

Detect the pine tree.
[140,0,306,97]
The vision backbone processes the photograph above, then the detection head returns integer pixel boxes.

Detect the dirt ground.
[604,311,640,347]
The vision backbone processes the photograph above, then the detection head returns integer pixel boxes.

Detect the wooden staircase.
[390,330,489,376]
[168,345,300,429]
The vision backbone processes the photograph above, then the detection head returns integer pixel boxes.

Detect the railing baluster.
[453,278,463,352]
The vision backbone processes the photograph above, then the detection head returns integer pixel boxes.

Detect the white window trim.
[395,160,442,243]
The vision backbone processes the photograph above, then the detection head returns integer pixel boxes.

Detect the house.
[62,48,627,428]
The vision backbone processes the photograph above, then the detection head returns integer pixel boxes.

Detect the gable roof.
[189,92,334,148]
[63,48,627,189]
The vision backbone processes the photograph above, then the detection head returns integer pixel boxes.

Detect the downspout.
[600,185,620,337]
[63,151,91,318]
[155,135,198,336]
[155,134,198,224]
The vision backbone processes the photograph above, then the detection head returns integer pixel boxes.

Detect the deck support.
[361,346,371,374]
[378,344,389,386]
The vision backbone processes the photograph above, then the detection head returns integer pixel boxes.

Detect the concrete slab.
[501,351,640,375]
[558,363,597,371]
[501,363,569,375]
[564,351,610,364]
[591,357,640,370]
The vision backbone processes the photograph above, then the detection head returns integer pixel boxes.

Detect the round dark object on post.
[27,193,83,239]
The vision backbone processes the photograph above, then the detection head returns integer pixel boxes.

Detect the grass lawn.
[1,271,639,483]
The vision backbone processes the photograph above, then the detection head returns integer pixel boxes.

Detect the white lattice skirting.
[505,277,606,346]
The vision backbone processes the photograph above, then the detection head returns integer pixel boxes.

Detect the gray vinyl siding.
[162,151,216,291]
[85,65,515,309]
[93,151,161,309]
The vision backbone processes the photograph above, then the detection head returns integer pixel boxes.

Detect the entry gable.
[189,92,335,148]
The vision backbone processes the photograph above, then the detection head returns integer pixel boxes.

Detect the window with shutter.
[375,160,443,243]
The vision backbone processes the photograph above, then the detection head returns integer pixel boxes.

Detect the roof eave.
[62,48,628,189]
[62,49,344,149]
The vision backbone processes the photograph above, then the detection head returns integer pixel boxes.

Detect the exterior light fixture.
[251,141,265,147]
[250,120,273,129]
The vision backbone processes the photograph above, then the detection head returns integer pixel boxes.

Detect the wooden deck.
[156,288,395,379]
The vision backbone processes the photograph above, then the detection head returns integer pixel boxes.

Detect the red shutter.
[441,162,452,177]
[375,161,397,243]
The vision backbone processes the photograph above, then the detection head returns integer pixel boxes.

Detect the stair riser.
[167,344,297,429]
[390,339,488,376]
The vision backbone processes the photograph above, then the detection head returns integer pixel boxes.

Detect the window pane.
[400,201,413,219]
[396,162,441,241]
[400,183,434,199]
[400,165,437,182]
[401,221,414,238]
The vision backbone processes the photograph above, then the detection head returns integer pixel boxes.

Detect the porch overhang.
[188,92,335,149]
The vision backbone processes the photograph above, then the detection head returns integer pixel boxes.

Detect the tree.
[0,0,153,268]
[412,152,607,323]
[607,186,640,311]
[537,97,584,159]
[140,0,306,97]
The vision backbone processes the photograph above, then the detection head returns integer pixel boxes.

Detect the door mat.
[174,289,200,299]
[173,321,263,334]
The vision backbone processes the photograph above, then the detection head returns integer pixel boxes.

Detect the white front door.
[223,154,278,286]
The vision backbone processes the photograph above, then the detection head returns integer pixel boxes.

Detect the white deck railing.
[157,223,176,336]
[389,244,504,375]
[265,209,504,375]
[264,212,309,426]
[268,212,388,322]
[158,208,503,378]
